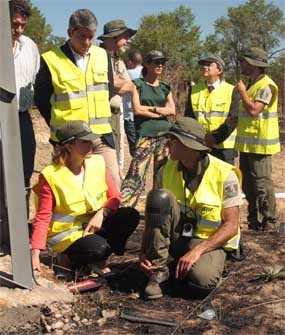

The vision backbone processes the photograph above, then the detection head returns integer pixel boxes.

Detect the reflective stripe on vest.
[191,81,236,149]
[163,156,241,250]
[42,155,108,252]
[47,226,81,247]
[235,136,280,146]
[51,213,75,223]
[235,75,280,155]
[42,45,112,140]
[238,111,278,119]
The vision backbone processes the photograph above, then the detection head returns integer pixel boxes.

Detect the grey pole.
[0,0,33,289]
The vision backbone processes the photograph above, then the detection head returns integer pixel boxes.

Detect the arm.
[34,57,53,125]
[132,89,175,118]
[83,169,121,236]
[175,205,239,279]
[236,79,267,117]
[107,54,115,98]
[206,87,239,147]
[30,174,55,271]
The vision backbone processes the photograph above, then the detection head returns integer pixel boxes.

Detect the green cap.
[55,121,100,145]
[162,117,210,151]
[198,54,225,69]
[97,19,137,40]
[241,47,270,67]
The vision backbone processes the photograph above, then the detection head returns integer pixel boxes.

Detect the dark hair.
[10,0,32,19]
[127,49,142,64]
[142,66,147,77]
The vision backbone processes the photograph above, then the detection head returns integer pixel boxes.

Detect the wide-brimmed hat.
[97,19,137,40]
[55,121,100,145]
[240,47,270,67]
[161,117,210,151]
[144,50,169,63]
[198,54,225,69]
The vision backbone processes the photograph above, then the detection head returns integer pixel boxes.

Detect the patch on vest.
[200,206,214,214]
[224,182,238,199]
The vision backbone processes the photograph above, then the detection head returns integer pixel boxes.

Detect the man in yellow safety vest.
[140,117,243,300]
[235,47,280,231]
[185,55,239,165]
[34,9,131,189]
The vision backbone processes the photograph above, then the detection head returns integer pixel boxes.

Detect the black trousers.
[64,207,140,268]
[19,111,36,188]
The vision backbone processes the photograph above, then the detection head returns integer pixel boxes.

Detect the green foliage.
[132,6,201,77]
[254,265,285,282]
[131,6,203,113]
[203,0,285,82]
[24,3,65,53]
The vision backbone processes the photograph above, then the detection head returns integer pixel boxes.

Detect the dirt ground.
[14,110,285,334]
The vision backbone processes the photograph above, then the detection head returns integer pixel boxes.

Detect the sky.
[32,0,285,44]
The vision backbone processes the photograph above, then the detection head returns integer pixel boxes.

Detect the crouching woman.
[31,121,139,273]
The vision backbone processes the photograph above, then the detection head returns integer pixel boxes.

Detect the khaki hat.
[162,117,210,151]
[55,121,100,145]
[198,54,225,69]
[144,50,168,63]
[241,47,270,67]
[97,19,137,40]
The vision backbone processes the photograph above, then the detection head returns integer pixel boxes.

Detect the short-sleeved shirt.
[156,155,242,208]
[134,78,171,137]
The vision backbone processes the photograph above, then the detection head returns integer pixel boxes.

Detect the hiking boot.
[144,268,169,300]
[262,221,280,232]
[248,221,262,231]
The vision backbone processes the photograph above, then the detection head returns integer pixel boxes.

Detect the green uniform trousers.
[142,190,226,290]
[239,152,277,227]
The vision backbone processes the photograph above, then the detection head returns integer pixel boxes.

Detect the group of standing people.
[11,0,280,299]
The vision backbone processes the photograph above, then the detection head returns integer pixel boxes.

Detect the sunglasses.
[151,59,166,66]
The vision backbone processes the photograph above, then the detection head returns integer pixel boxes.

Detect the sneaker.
[144,268,169,300]
[248,221,262,231]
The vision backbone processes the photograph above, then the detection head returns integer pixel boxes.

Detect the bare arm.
[175,206,239,278]
[236,80,266,117]
[132,89,176,118]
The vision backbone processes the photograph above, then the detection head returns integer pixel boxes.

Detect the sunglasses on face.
[151,59,166,66]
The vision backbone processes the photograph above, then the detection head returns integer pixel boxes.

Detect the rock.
[51,320,64,330]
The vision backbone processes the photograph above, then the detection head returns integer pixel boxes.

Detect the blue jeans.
[124,119,137,157]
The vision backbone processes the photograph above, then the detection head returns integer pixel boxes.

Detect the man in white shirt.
[11,0,40,209]
[122,49,143,156]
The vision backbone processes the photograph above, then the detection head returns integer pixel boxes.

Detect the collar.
[68,40,91,58]
[206,79,221,89]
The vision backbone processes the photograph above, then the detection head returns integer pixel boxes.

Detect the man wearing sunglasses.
[140,117,243,299]
[185,55,239,165]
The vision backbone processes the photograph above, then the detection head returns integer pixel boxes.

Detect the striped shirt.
[13,35,40,112]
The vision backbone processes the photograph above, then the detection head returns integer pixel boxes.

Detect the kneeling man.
[140,117,242,299]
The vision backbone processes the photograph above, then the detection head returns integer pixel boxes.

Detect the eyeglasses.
[152,59,166,66]
[199,61,216,67]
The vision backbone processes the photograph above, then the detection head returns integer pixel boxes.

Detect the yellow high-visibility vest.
[191,81,236,149]
[43,45,112,141]
[42,155,108,253]
[162,155,241,250]
[235,75,280,154]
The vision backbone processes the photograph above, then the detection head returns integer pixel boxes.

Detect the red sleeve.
[102,169,122,211]
[30,174,55,250]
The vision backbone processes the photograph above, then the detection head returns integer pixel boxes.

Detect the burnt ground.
[2,109,284,334]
